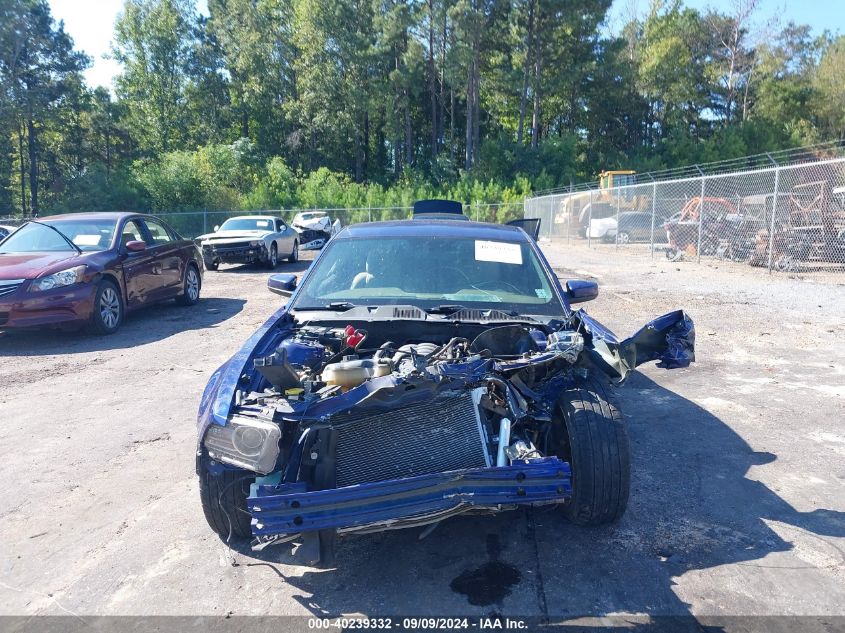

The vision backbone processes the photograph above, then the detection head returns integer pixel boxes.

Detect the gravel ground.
[0,241,844,625]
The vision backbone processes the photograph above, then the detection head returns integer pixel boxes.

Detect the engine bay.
[198,304,693,555]
[218,315,591,479]
[204,306,692,488]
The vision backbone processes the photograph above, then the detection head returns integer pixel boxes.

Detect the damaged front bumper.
[202,243,268,264]
[248,457,571,538]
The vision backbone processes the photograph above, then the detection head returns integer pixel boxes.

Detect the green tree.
[183,14,234,146]
[291,0,376,179]
[0,0,88,214]
[206,0,295,150]
[813,35,845,140]
[113,0,197,154]
[637,0,710,143]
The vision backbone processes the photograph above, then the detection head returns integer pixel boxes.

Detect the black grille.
[209,243,253,254]
[335,392,489,488]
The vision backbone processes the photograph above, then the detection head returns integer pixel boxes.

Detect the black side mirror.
[268,273,297,297]
[565,279,598,304]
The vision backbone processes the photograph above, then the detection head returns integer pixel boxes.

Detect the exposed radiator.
[334,391,490,488]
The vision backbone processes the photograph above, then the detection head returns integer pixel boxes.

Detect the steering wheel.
[350,271,374,289]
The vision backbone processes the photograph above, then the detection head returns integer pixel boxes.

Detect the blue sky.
[49,0,844,91]
[606,0,844,37]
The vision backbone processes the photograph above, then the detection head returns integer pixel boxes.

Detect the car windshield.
[292,236,563,316]
[297,213,324,221]
[0,219,116,253]
[219,218,274,231]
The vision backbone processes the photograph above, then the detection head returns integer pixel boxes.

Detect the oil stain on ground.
[450,533,522,606]
[450,561,521,606]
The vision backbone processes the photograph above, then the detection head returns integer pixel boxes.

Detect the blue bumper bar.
[249,457,572,536]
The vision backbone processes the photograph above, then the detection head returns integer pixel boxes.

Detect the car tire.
[617,231,630,244]
[176,263,201,306]
[199,461,254,540]
[88,279,124,335]
[266,243,278,269]
[288,240,299,263]
[551,379,630,526]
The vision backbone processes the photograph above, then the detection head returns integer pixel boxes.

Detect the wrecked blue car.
[196,200,694,564]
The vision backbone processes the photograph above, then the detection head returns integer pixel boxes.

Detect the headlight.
[250,240,263,248]
[30,266,86,292]
[203,416,281,474]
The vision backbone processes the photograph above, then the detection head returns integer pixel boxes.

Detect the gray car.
[196,215,299,270]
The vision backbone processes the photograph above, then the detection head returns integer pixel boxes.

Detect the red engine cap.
[347,331,365,348]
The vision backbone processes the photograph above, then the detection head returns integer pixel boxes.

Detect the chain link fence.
[524,157,845,276]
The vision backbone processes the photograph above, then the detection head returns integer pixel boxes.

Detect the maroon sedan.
[0,212,204,334]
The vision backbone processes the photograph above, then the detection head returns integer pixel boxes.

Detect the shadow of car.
[0,295,245,356]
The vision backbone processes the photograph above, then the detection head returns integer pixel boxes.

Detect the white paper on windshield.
[256,220,270,228]
[475,240,522,265]
[74,235,101,246]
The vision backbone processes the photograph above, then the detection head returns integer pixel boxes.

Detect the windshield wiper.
[434,305,540,322]
[29,220,82,254]
[501,310,540,322]
[295,301,357,311]
[424,304,467,315]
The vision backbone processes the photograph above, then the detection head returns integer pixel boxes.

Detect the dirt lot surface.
[1,241,844,624]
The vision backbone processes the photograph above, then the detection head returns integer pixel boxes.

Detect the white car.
[587,216,617,241]
[291,211,341,250]
[196,215,299,270]
[292,211,332,232]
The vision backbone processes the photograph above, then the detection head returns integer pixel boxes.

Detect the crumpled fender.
[572,309,695,380]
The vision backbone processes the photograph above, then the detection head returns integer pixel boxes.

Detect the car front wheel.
[288,240,299,263]
[89,279,124,335]
[551,379,630,526]
[266,243,278,269]
[199,460,254,540]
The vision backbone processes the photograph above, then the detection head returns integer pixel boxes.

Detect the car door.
[120,219,158,308]
[275,218,293,255]
[140,218,184,299]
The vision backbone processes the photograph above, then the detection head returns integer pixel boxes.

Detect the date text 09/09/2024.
[308,617,529,629]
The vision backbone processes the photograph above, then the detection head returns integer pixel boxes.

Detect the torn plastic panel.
[571,309,695,380]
